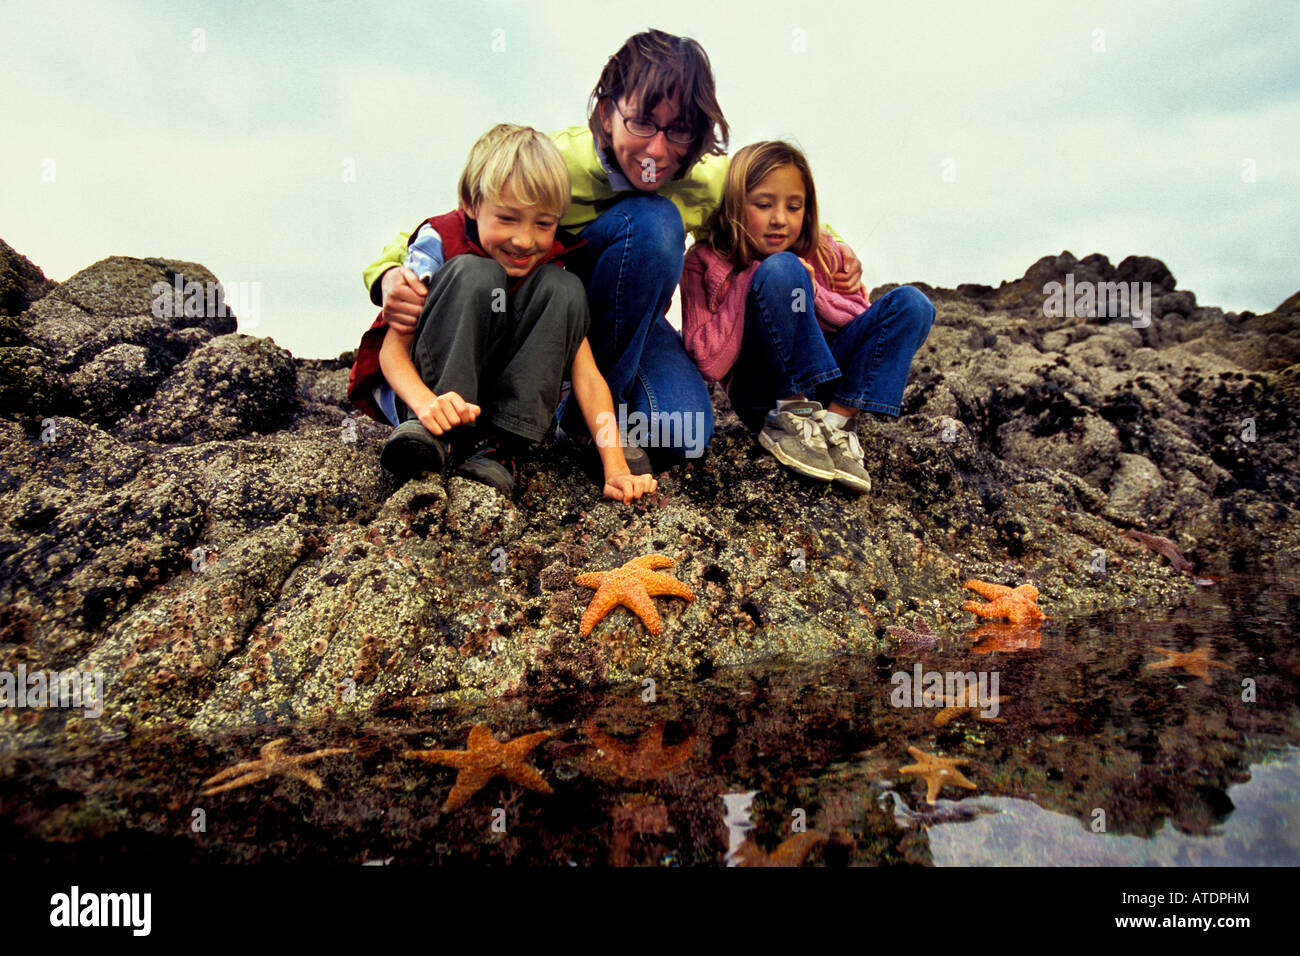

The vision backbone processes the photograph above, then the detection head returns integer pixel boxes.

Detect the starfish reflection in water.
[199,738,351,796]
[402,723,554,812]
[583,718,697,780]
[1145,646,1230,680]
[967,621,1042,653]
[961,579,1046,624]
[575,554,694,636]
[934,689,1008,728]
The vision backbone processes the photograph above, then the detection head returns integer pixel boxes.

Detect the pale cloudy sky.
[2,0,1296,360]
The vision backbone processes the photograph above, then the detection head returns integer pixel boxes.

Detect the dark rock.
[0,238,56,318]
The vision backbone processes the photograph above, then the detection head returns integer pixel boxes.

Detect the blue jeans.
[556,194,714,461]
[727,252,935,430]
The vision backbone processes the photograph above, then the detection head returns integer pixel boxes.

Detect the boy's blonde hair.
[458,123,570,218]
[704,140,834,274]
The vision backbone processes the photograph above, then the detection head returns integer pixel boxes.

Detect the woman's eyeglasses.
[612,102,694,145]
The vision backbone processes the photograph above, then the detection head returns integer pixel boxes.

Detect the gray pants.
[398,256,590,442]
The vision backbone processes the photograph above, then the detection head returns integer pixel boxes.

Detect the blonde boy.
[348,124,655,501]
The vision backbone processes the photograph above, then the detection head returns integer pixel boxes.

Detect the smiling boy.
[347,124,655,501]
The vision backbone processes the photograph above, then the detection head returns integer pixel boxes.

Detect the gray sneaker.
[758,400,836,481]
[819,417,872,493]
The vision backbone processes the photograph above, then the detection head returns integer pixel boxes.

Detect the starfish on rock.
[199,738,351,796]
[1145,646,1229,680]
[886,616,940,646]
[402,723,554,812]
[961,579,1046,624]
[899,746,978,805]
[575,554,694,636]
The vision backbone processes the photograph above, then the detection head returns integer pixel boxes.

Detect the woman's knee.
[614,195,685,271]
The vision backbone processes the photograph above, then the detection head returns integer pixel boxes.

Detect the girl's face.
[744,164,805,257]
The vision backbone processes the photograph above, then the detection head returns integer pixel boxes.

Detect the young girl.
[680,141,935,493]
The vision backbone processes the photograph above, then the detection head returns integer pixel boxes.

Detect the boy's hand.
[414,390,480,435]
[382,266,428,333]
[603,471,658,503]
[833,242,865,295]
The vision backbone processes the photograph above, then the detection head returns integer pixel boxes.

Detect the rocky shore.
[1,238,1296,748]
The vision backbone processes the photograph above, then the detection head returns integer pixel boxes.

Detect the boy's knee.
[441,254,508,290]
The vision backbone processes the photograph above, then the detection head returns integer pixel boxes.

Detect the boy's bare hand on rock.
[603,472,658,503]
[382,266,428,332]
[415,391,479,435]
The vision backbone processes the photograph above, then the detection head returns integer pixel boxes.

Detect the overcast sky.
[2,0,1296,360]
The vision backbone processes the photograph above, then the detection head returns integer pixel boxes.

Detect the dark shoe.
[381,420,448,477]
[456,432,520,494]
[582,440,654,479]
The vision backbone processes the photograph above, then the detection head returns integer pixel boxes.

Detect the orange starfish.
[1145,647,1230,680]
[583,719,697,779]
[961,579,1046,624]
[575,554,694,636]
[402,723,554,812]
[967,622,1043,654]
[934,690,1008,728]
[734,832,827,867]
[899,746,978,804]
[199,738,351,796]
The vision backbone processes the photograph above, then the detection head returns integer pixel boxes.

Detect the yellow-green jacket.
[362,125,729,303]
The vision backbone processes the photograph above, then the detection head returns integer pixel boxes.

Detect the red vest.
[346,208,586,423]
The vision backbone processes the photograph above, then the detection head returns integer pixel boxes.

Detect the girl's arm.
[680,246,746,382]
[569,338,657,503]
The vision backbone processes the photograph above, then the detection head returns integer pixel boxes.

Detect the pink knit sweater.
[680,234,870,384]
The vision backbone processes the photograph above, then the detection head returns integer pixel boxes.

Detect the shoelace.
[793,414,827,449]
[819,418,864,462]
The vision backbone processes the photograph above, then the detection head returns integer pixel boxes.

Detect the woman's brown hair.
[587,29,729,180]
[706,140,835,273]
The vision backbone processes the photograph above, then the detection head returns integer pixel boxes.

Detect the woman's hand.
[603,471,658,503]
[833,242,865,295]
[798,257,816,282]
[381,266,428,333]
[414,390,480,435]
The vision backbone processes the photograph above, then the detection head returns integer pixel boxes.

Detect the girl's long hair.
[705,141,835,274]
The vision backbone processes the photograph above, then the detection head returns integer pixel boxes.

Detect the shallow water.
[2,573,1298,865]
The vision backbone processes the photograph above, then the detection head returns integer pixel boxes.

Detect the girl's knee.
[890,285,937,326]
[752,251,805,290]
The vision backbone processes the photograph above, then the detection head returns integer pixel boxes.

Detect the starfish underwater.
[402,723,554,812]
[961,579,1046,624]
[199,738,351,796]
[575,554,694,637]
[886,615,940,646]
[899,746,978,805]
[583,718,697,780]
[1145,646,1230,680]
[734,832,827,867]
[934,690,1008,729]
